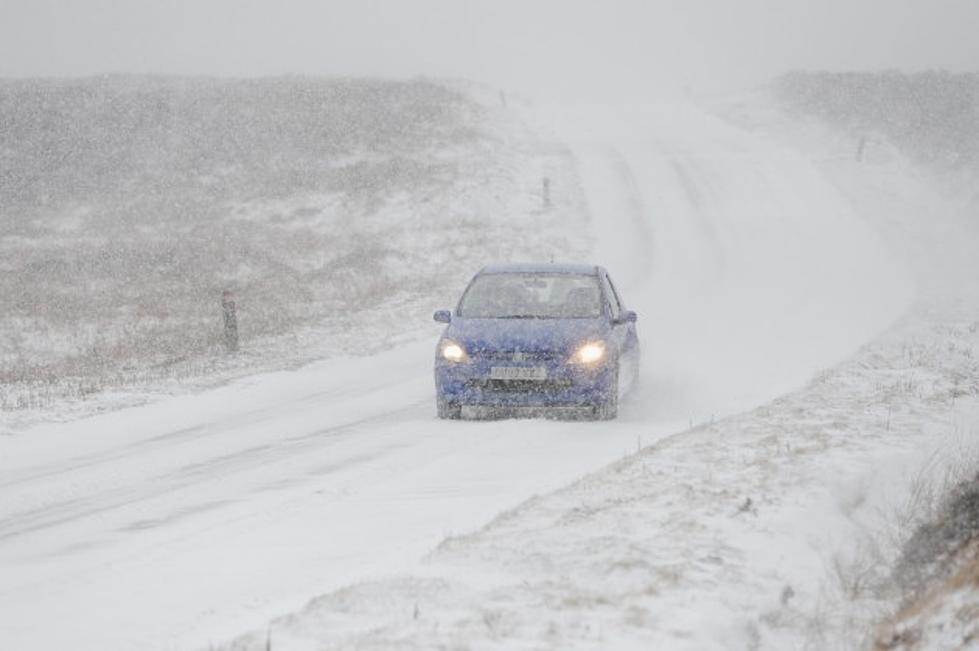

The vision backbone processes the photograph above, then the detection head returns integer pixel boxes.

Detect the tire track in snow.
[0,400,427,544]
[0,375,410,490]
[572,145,655,289]
[667,153,728,278]
[605,148,657,280]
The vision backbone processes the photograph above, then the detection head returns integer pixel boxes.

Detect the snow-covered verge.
[0,77,587,429]
[751,75,979,649]
[213,95,979,650]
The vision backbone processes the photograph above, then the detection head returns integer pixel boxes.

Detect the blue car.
[433,263,639,420]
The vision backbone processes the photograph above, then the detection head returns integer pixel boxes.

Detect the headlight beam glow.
[441,341,467,363]
[574,342,606,365]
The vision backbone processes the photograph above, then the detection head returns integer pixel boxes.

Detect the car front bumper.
[457,403,599,420]
[435,358,615,413]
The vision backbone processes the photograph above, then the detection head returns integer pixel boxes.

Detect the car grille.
[470,350,563,363]
[466,379,573,393]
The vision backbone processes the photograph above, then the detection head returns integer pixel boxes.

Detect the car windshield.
[458,272,603,319]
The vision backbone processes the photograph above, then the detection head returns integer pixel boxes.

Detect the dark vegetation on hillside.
[0,76,483,409]
[877,473,979,649]
[893,473,979,597]
[774,70,979,168]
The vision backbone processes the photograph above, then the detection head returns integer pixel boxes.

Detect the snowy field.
[0,77,588,423]
[2,80,978,651]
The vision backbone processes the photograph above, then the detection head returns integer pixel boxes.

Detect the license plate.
[490,366,547,381]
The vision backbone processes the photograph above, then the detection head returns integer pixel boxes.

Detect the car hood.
[445,317,609,355]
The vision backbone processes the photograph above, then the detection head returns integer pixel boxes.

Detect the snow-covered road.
[0,98,911,651]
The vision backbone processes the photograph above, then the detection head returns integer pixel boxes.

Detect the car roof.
[478,263,601,276]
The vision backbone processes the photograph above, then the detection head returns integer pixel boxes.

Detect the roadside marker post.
[222,289,239,353]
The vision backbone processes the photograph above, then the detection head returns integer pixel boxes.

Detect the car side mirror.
[615,311,637,325]
[433,309,452,324]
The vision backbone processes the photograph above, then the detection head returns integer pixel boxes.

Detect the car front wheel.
[437,400,462,420]
[595,365,619,420]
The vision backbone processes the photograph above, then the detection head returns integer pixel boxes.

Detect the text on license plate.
[490,366,547,381]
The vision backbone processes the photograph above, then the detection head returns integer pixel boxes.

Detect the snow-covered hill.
[0,77,588,423]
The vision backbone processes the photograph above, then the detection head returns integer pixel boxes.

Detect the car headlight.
[573,341,606,365]
[440,340,468,363]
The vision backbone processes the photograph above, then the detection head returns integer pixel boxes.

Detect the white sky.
[1,0,977,99]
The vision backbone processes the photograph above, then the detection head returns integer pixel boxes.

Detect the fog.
[2,0,978,99]
[5,2,979,650]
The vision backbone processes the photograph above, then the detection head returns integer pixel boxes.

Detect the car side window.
[607,274,626,312]
[601,273,622,320]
